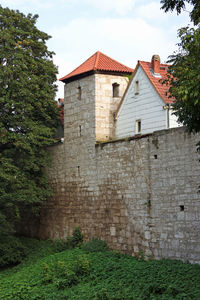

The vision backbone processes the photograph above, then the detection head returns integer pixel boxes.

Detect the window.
[135,80,139,95]
[112,83,120,97]
[78,86,81,100]
[135,119,141,134]
[79,125,82,136]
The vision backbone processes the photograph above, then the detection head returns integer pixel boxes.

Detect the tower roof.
[59,51,134,83]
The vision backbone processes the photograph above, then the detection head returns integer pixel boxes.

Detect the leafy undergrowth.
[0,239,200,300]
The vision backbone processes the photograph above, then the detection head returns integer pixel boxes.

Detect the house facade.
[115,55,181,139]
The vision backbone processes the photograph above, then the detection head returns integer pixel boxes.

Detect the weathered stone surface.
[39,126,200,264]
[37,73,200,264]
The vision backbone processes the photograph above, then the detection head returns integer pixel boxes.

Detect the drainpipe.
[163,104,170,129]
[167,105,170,129]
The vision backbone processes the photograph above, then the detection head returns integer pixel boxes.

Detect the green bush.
[0,227,84,269]
[52,236,74,252]
[42,252,90,289]
[52,228,83,252]
[94,288,111,300]
[72,227,84,248]
[0,235,28,268]
[82,238,109,253]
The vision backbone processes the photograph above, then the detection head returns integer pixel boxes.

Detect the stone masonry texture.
[37,73,200,264]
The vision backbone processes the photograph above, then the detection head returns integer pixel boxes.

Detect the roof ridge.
[60,51,133,82]
[100,51,133,70]
[138,61,172,104]
[59,52,97,81]
[94,51,100,70]
[139,60,170,66]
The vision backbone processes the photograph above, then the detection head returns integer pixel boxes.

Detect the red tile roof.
[115,57,174,118]
[59,51,134,82]
[139,60,173,104]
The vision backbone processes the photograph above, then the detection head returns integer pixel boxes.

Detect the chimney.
[151,54,160,74]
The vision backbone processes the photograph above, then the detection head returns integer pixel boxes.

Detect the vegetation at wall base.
[1,237,200,300]
[82,238,109,253]
[0,228,84,268]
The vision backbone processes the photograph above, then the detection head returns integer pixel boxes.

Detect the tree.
[164,27,200,133]
[160,1,200,146]
[161,0,200,25]
[0,6,59,236]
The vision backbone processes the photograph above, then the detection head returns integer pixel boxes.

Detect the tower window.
[135,119,141,134]
[135,80,139,95]
[79,125,82,136]
[78,86,82,100]
[112,83,120,97]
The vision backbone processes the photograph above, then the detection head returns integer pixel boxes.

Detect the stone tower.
[41,51,133,238]
[39,52,133,240]
[59,51,133,143]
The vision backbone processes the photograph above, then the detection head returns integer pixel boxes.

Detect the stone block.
[110,226,116,236]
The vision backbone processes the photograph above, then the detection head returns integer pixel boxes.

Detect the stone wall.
[39,127,200,264]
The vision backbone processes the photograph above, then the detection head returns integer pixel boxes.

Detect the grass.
[0,238,200,300]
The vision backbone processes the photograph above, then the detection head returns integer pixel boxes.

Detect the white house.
[114,55,181,139]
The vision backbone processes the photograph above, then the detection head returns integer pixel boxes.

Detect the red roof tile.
[59,51,134,82]
[115,57,174,118]
[139,60,173,104]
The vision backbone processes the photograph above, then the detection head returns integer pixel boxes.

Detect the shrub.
[94,288,111,300]
[72,227,84,248]
[0,235,28,268]
[112,250,122,258]
[52,237,73,252]
[0,227,84,269]
[48,228,84,253]
[42,253,90,289]
[82,238,109,253]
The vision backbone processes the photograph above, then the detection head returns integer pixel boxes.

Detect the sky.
[0,0,191,98]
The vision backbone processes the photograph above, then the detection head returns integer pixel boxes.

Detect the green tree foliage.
[0,6,59,235]
[161,0,200,25]
[160,1,200,144]
[164,27,200,134]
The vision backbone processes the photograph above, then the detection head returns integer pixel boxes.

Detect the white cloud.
[136,1,192,27]
[1,0,25,5]
[136,2,168,21]
[51,17,176,61]
[0,0,55,9]
[84,0,135,15]
[53,56,75,98]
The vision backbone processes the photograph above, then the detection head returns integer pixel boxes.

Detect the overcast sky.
[1,0,191,98]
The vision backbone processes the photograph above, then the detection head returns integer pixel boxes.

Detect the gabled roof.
[59,51,134,83]
[115,57,173,118]
[139,61,173,104]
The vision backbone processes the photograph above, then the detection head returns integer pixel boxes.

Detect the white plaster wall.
[95,74,129,141]
[115,66,168,139]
